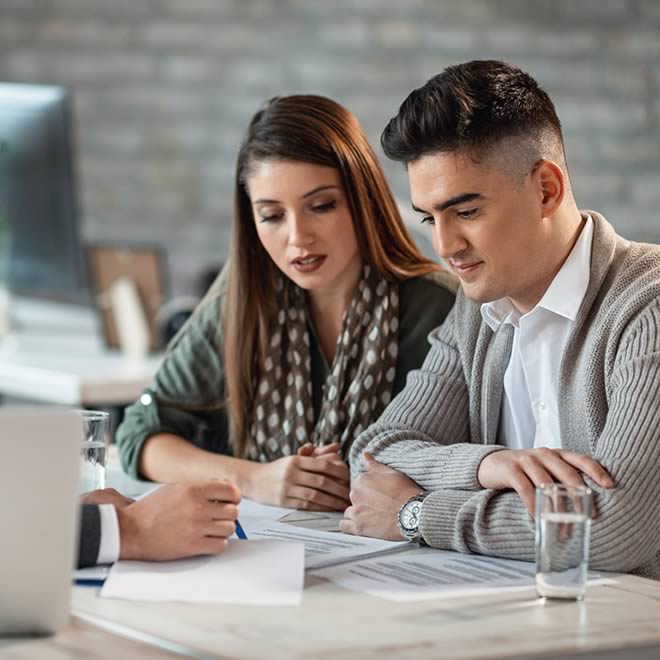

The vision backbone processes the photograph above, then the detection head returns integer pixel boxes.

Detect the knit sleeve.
[417,299,660,576]
[115,292,230,479]
[348,302,504,489]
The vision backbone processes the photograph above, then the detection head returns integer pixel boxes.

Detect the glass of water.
[79,410,110,493]
[535,484,593,600]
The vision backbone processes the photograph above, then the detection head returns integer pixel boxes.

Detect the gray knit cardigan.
[349,211,660,579]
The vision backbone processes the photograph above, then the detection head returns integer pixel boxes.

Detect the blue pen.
[74,578,106,588]
[235,519,248,540]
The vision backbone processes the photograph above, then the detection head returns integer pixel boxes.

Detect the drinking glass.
[79,410,110,493]
[535,484,592,600]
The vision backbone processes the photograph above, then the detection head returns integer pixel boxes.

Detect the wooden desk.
[62,574,660,659]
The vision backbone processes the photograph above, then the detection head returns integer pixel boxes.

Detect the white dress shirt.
[97,503,121,564]
[481,216,593,450]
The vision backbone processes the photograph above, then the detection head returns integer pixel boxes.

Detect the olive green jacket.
[116,272,456,478]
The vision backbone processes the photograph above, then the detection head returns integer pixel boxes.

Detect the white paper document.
[238,498,296,522]
[278,510,344,532]
[245,521,408,569]
[101,539,304,605]
[310,547,611,602]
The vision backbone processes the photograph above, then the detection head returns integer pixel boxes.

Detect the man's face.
[409,151,549,308]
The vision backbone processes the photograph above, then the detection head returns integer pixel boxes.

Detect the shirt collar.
[481,297,520,330]
[481,214,594,330]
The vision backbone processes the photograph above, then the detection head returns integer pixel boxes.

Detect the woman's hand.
[297,441,344,464]
[249,451,351,511]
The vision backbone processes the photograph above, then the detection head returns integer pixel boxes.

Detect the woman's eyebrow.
[253,184,340,205]
[302,184,340,199]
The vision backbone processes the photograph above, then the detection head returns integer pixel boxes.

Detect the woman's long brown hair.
[225,95,441,457]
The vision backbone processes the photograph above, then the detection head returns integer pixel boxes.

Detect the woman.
[116,95,456,511]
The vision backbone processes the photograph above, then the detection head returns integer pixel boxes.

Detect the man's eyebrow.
[253,184,340,205]
[412,192,483,214]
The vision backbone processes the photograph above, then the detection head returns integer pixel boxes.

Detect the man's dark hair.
[381,60,565,178]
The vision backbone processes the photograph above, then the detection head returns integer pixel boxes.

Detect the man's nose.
[433,220,467,259]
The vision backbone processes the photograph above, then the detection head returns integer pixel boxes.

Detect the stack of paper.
[243,520,409,568]
[91,496,617,606]
[309,547,613,601]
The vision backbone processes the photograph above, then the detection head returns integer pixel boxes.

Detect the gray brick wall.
[1,0,658,294]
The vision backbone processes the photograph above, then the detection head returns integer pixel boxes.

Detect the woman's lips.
[291,255,327,273]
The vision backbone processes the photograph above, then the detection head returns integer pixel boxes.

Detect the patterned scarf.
[247,264,399,461]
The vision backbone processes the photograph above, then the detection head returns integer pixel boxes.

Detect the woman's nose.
[288,216,315,247]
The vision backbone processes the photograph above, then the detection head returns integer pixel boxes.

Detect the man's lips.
[450,261,483,276]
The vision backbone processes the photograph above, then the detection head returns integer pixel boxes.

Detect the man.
[341,60,660,578]
[78,480,240,567]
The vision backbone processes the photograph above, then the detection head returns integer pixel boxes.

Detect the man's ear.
[534,159,565,217]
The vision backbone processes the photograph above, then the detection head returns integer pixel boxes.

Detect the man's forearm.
[418,463,660,575]
[358,434,505,491]
[350,309,472,477]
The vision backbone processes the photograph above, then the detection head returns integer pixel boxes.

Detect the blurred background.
[1,0,658,298]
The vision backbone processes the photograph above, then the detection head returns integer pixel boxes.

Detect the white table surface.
[5,423,660,658]
[78,453,660,659]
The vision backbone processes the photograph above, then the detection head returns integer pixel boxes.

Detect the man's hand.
[477,447,614,514]
[248,451,351,511]
[340,453,422,540]
[80,488,134,508]
[117,480,240,561]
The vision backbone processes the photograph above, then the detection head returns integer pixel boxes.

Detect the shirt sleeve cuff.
[96,504,121,565]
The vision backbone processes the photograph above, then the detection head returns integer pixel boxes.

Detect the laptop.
[0,408,81,636]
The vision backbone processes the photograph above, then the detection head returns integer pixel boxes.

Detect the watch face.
[400,499,422,532]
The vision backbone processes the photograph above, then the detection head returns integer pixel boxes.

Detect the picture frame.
[86,243,168,352]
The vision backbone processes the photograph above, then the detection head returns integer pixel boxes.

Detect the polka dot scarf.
[247,264,399,462]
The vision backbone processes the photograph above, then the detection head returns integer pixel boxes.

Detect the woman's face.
[248,160,362,297]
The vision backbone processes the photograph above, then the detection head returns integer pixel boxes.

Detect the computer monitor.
[0,82,88,304]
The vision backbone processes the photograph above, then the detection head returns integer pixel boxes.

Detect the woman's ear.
[535,159,565,217]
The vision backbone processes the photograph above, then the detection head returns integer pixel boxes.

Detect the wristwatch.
[397,493,427,544]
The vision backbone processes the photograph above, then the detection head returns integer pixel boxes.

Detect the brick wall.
[1,0,658,294]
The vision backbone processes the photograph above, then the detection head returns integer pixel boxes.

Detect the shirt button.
[538,400,547,412]
[140,392,153,406]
